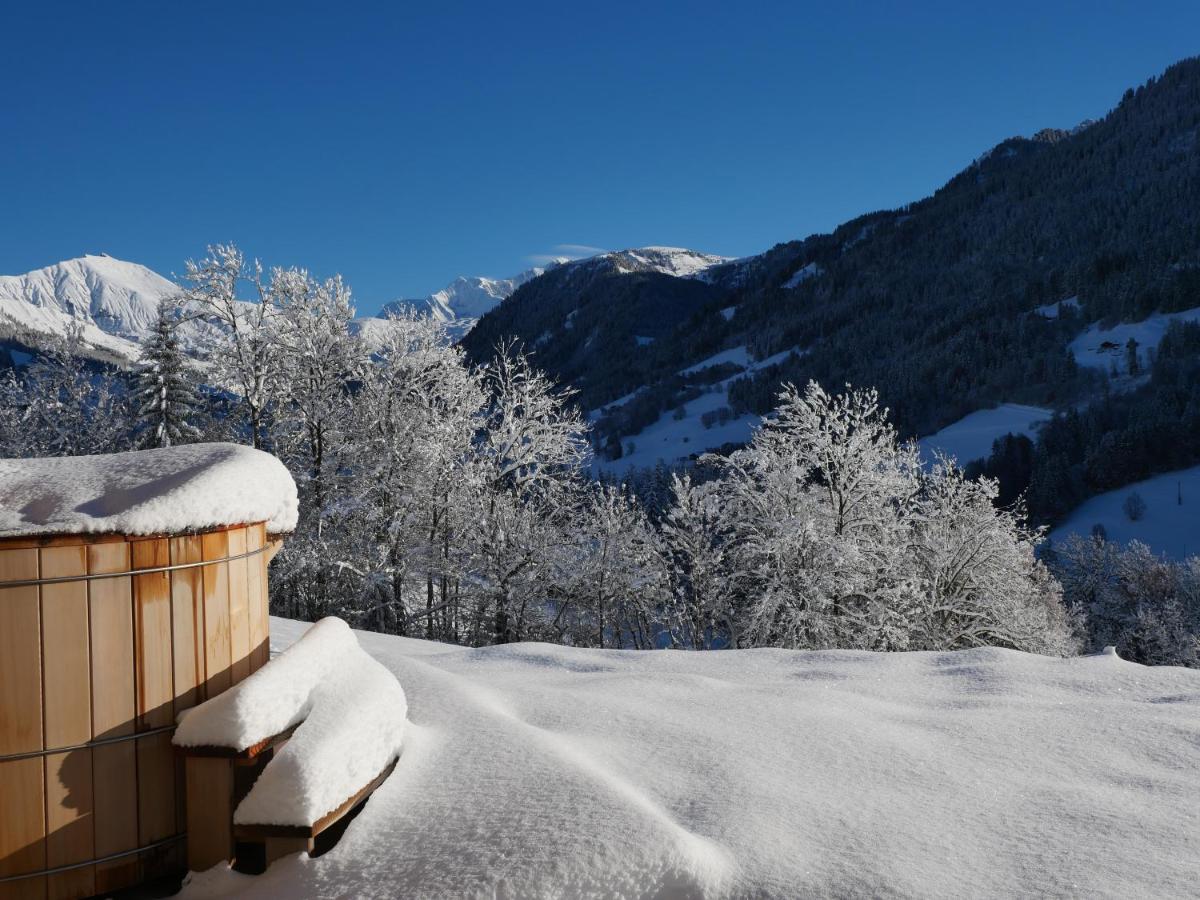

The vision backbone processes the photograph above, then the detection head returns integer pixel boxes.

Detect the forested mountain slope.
[464,58,1200,522]
[460,247,728,392]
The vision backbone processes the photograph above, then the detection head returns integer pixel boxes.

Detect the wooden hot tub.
[0,522,276,898]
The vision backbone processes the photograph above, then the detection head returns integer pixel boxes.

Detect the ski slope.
[1050,463,1200,559]
[181,618,1200,899]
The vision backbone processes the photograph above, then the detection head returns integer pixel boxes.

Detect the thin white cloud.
[525,243,607,267]
[554,243,605,256]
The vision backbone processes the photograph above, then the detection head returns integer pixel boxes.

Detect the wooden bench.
[172,617,406,875]
[233,757,398,865]
[177,727,396,871]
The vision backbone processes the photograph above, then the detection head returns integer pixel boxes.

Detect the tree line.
[1,244,1196,664]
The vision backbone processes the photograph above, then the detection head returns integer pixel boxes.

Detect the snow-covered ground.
[678,346,753,376]
[595,389,760,475]
[595,347,799,474]
[1050,463,1200,559]
[1033,295,1079,319]
[1068,306,1200,373]
[183,617,1200,899]
[781,261,822,289]
[918,403,1053,466]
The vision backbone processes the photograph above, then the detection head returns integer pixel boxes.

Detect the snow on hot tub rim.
[0,442,299,539]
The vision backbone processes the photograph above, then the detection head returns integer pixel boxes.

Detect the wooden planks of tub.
[0,523,274,899]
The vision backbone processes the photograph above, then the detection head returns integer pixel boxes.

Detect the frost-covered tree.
[908,460,1077,654]
[685,381,1075,654]
[185,244,280,449]
[0,326,132,457]
[133,298,203,448]
[272,268,361,526]
[659,473,737,649]
[563,483,666,648]
[1054,536,1199,666]
[476,344,590,644]
[349,311,484,638]
[754,381,918,537]
[714,382,919,650]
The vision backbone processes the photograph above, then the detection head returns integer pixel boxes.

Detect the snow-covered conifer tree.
[133,298,203,448]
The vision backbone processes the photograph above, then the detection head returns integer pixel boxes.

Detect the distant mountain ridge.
[376,247,729,337]
[377,266,555,338]
[0,246,731,365]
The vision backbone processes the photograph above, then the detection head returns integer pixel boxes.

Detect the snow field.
[1033,295,1079,318]
[918,403,1052,466]
[594,347,802,474]
[1068,306,1200,372]
[781,261,822,289]
[1050,463,1200,559]
[181,617,1200,899]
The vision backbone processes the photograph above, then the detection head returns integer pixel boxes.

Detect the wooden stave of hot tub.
[0,522,277,900]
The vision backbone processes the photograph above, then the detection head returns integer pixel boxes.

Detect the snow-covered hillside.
[1050,463,1200,559]
[1068,306,1200,374]
[603,246,730,278]
[594,346,797,475]
[0,255,556,359]
[918,403,1053,466]
[0,254,181,362]
[183,617,1200,899]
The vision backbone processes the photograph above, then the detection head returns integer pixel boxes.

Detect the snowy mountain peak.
[426,269,547,322]
[573,246,730,279]
[377,265,556,335]
[0,255,182,362]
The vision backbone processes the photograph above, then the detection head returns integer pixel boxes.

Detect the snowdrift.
[175,618,407,829]
[182,618,1200,899]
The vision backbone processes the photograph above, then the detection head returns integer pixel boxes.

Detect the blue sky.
[2,1,1197,313]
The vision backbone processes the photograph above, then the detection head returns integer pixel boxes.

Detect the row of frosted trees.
[0,244,1127,657]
